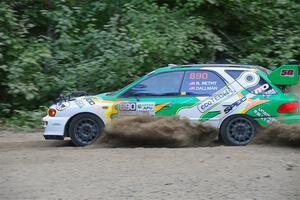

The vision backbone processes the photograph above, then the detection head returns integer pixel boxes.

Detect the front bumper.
[42,116,70,139]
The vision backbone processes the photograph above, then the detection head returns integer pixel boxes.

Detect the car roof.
[168,64,258,68]
[153,64,271,75]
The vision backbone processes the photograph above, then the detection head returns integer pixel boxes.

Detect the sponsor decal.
[86,98,95,106]
[264,89,276,95]
[137,103,155,112]
[261,88,277,97]
[55,101,70,111]
[155,102,171,112]
[118,102,155,116]
[224,96,247,114]
[119,102,155,112]
[253,108,276,125]
[236,71,260,89]
[240,97,269,114]
[253,83,269,94]
[197,87,235,113]
[75,99,85,108]
[253,83,270,94]
[252,83,277,95]
[280,69,294,77]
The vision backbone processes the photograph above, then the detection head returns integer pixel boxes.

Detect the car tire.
[69,113,104,146]
[220,115,257,146]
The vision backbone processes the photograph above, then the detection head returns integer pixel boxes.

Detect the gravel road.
[0,131,299,200]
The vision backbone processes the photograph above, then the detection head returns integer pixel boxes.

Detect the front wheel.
[69,113,104,146]
[220,116,257,146]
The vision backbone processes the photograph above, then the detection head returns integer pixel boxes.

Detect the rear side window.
[181,70,226,96]
[247,78,277,95]
[226,70,244,79]
[226,70,277,95]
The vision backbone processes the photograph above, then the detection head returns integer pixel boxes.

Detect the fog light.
[48,109,56,117]
[42,121,48,127]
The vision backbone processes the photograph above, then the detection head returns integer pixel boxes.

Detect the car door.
[116,71,191,117]
[115,69,230,123]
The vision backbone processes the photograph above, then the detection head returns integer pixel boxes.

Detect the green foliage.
[0,0,300,128]
[2,107,47,130]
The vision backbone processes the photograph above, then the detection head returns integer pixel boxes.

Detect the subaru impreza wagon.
[42,63,300,146]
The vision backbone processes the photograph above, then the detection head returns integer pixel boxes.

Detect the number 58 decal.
[281,69,294,77]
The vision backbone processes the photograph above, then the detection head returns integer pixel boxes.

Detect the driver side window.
[121,71,184,97]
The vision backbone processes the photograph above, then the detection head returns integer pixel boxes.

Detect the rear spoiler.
[268,61,299,86]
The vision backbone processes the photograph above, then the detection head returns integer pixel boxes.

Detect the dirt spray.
[98,116,218,148]
[97,116,300,148]
[253,123,300,147]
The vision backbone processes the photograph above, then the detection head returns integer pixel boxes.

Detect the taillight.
[48,108,56,117]
[277,102,299,113]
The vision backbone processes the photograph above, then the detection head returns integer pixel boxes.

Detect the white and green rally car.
[43,64,300,146]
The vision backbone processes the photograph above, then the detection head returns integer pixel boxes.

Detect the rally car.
[42,63,300,146]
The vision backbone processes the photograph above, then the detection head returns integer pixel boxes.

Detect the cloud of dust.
[254,77,300,147]
[253,123,300,147]
[97,116,218,148]
[94,116,300,148]
[290,79,300,100]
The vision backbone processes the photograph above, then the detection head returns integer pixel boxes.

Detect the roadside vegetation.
[1,0,300,128]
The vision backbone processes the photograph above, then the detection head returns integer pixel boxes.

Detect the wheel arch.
[218,114,261,146]
[64,112,105,137]
[218,114,260,137]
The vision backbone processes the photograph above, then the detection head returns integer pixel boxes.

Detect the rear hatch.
[267,63,300,115]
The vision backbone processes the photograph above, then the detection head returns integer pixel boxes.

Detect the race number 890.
[119,102,136,111]
[189,72,208,80]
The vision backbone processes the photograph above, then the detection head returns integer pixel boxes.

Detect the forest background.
[1,0,299,128]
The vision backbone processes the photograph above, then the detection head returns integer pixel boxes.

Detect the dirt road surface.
[0,131,299,200]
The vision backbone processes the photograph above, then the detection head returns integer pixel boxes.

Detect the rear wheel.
[220,116,257,146]
[69,113,104,146]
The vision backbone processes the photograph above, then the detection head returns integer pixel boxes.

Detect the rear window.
[181,70,226,96]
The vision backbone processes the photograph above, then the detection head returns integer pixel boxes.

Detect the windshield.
[105,75,147,96]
